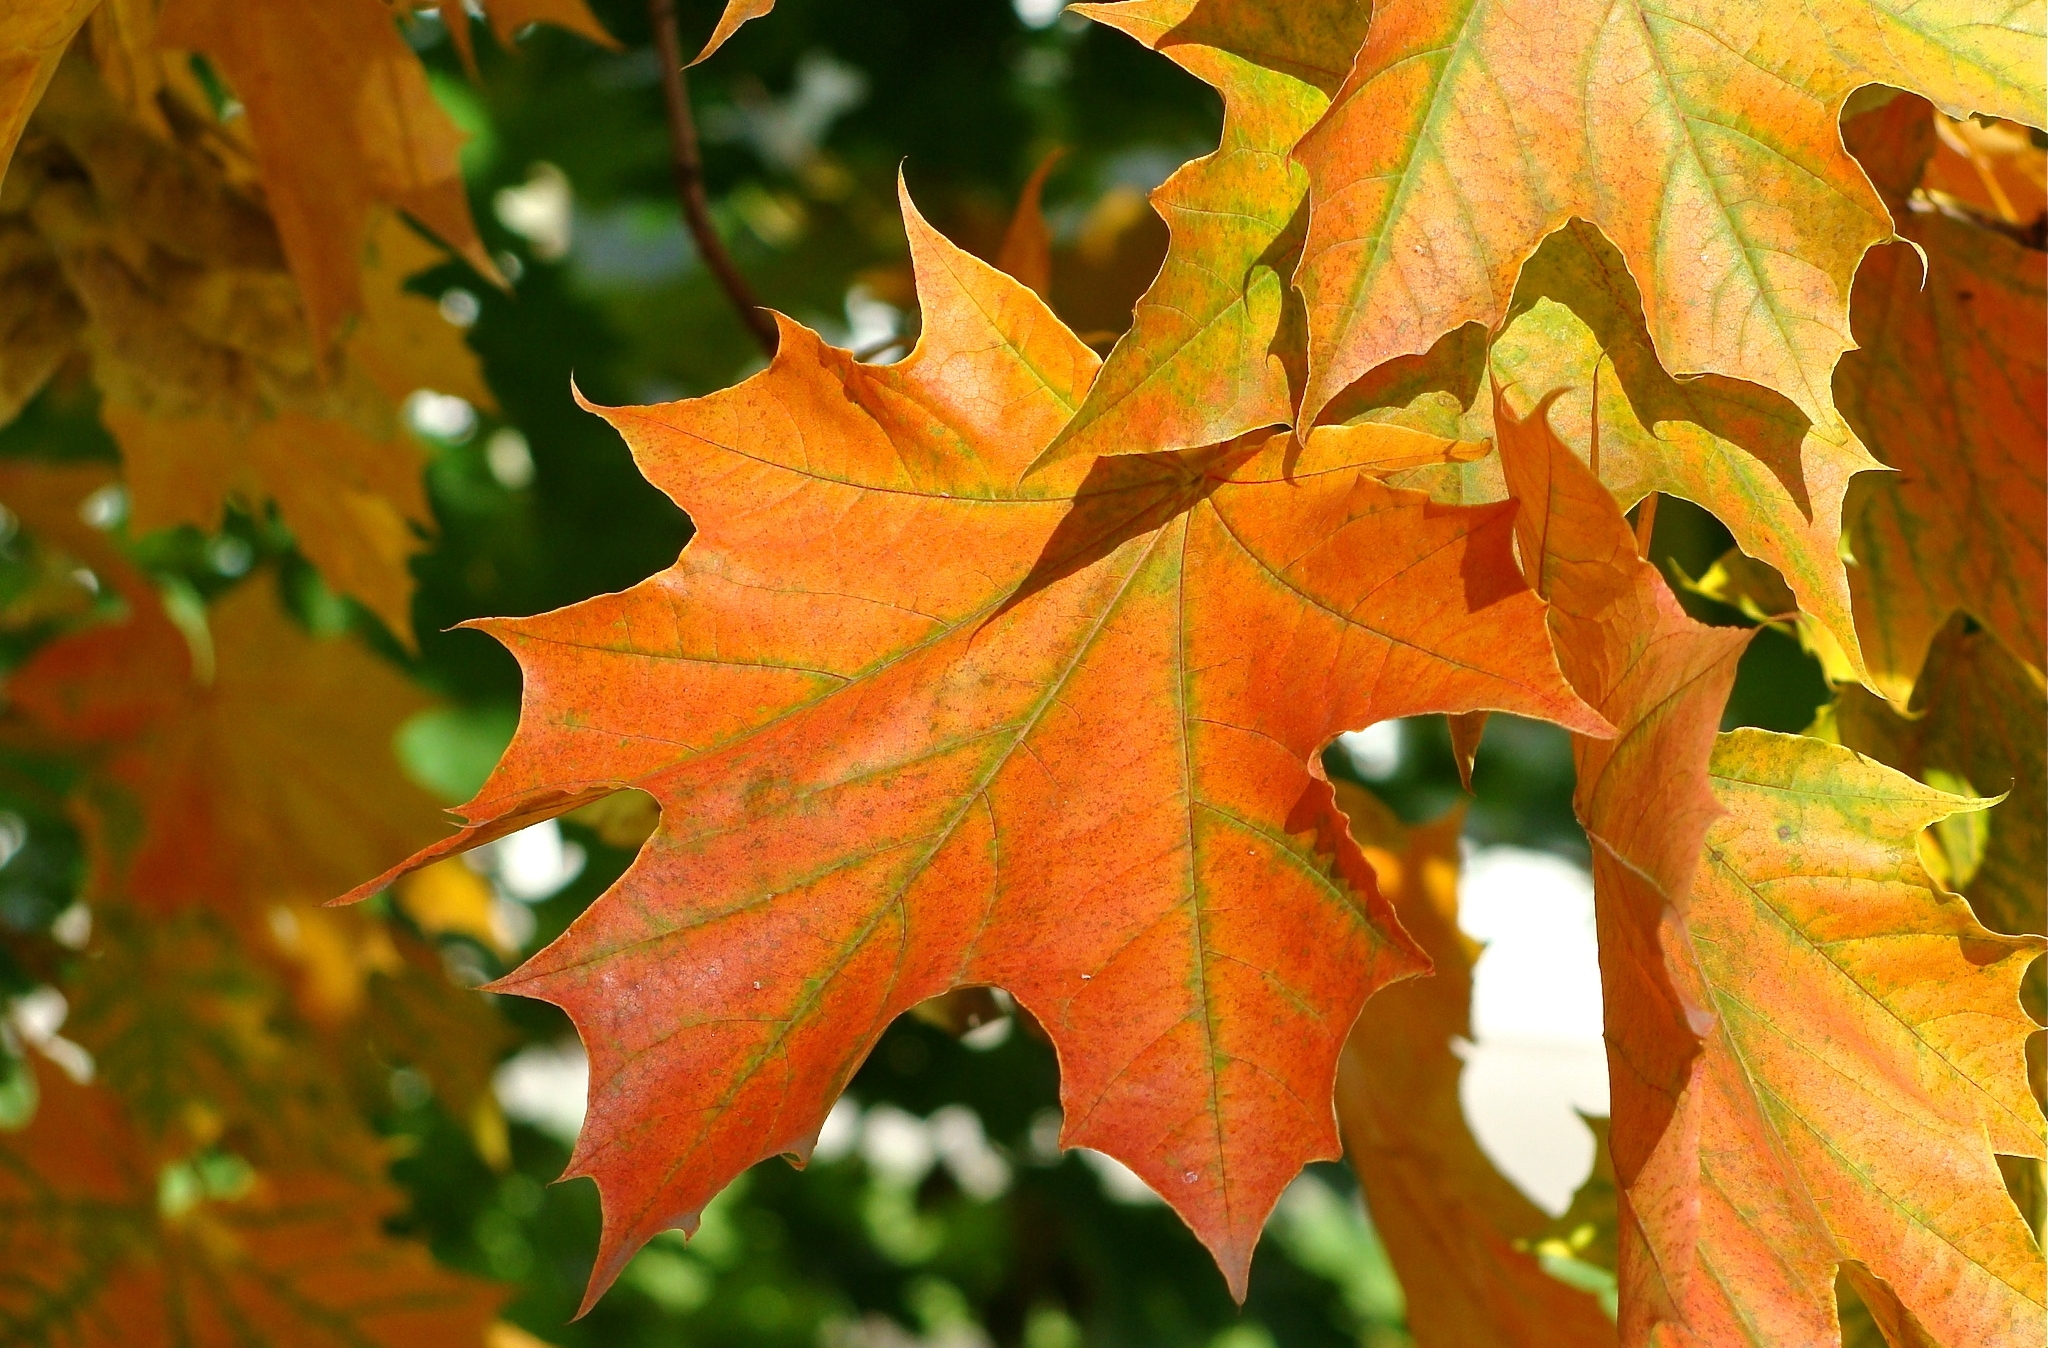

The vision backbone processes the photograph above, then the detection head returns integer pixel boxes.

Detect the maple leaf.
[10,58,489,639]
[1038,0,1377,467]
[347,183,1607,1307]
[1826,618,2046,941]
[6,567,446,922]
[1673,729,2045,1344]
[1331,779,1616,1347]
[1486,224,1880,676]
[435,0,617,78]
[1837,94,2047,701]
[154,0,501,347]
[994,148,1065,302]
[0,1064,504,1348]
[1289,0,2046,432]
[0,0,94,182]
[1490,389,1750,1343]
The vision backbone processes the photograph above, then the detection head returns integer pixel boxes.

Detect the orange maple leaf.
[1490,389,1749,1343]
[155,0,500,347]
[1838,95,2047,702]
[0,1064,504,1348]
[348,183,1609,1307]
[1039,0,1378,467]
[1333,780,1616,1347]
[1290,0,2044,432]
[1675,730,2045,1344]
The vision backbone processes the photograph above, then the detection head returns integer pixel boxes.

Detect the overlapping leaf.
[1490,226,1878,672]
[1332,780,1615,1347]
[1838,95,2047,700]
[1491,389,1750,1343]
[0,1065,503,1348]
[1827,619,2047,940]
[6,566,444,922]
[1316,219,1883,671]
[1291,0,2046,431]
[0,0,94,182]
[6,54,491,638]
[1039,0,1377,466]
[147,0,503,346]
[348,185,1608,1306]
[1673,730,2045,1344]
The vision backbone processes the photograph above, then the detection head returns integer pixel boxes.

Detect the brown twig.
[648,0,779,356]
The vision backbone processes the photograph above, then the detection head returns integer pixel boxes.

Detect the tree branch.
[648,0,779,357]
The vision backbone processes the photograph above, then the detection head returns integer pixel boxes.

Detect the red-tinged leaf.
[156,0,499,347]
[1838,95,2047,701]
[1491,389,1751,1344]
[1290,0,2045,431]
[7,570,444,920]
[0,1065,504,1348]
[349,183,1609,1309]
[1036,0,1377,467]
[1671,729,2045,1345]
[1333,780,1616,1347]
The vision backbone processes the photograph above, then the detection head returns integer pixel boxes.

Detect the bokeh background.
[0,2,1837,1343]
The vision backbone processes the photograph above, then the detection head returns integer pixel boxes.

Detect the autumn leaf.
[1485,223,1879,675]
[7,570,445,922]
[155,0,499,347]
[8,56,488,639]
[0,1064,504,1348]
[0,219,83,425]
[994,148,1065,302]
[1267,221,1882,672]
[1332,779,1616,1347]
[0,0,94,182]
[1838,94,2047,701]
[1491,388,1750,1343]
[1825,618,2046,940]
[1681,547,1858,688]
[437,0,617,78]
[347,183,1607,1307]
[1922,111,2048,230]
[1036,0,1377,467]
[1673,729,2045,1345]
[690,0,777,65]
[1290,0,2046,432]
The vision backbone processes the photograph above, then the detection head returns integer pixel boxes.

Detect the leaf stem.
[648,0,779,357]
